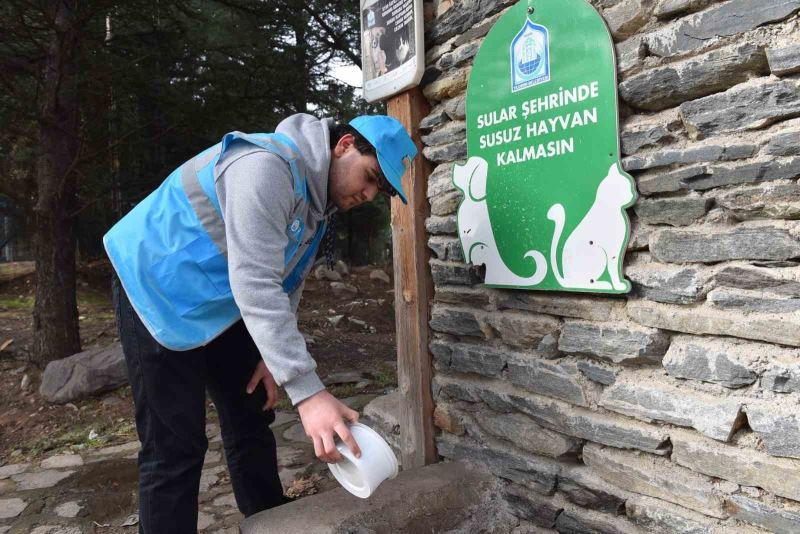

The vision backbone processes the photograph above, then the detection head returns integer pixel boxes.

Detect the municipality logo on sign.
[510,20,550,92]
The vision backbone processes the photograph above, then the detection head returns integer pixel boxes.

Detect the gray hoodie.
[215,114,335,405]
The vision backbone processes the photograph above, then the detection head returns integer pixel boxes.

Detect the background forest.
[0,0,392,365]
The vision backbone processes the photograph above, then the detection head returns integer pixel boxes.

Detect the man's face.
[328,134,383,212]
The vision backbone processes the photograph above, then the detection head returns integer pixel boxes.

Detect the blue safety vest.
[103,132,327,351]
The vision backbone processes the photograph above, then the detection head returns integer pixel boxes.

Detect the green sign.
[454,0,636,293]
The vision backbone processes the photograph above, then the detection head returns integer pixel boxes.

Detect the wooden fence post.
[387,87,436,469]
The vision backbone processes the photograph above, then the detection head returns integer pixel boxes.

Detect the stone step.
[240,461,497,534]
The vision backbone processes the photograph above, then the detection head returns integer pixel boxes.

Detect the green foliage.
[372,360,397,388]
[0,296,34,311]
[25,418,137,457]
[328,382,358,398]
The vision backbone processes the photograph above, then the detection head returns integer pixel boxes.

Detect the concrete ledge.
[240,461,497,533]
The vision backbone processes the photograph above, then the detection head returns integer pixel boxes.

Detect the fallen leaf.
[0,339,13,352]
[286,473,323,498]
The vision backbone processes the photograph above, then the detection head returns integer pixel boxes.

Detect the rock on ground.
[369,269,391,284]
[39,343,128,404]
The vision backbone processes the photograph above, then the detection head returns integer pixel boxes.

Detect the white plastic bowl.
[327,422,399,498]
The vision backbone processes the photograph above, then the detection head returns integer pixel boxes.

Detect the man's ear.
[333,133,355,158]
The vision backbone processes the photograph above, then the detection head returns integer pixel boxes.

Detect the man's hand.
[297,390,361,464]
[246,361,279,411]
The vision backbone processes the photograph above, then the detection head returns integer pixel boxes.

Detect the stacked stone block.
[420,0,800,531]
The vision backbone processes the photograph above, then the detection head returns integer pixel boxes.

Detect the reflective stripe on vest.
[183,131,323,281]
[182,153,228,256]
[283,220,326,294]
[103,131,325,350]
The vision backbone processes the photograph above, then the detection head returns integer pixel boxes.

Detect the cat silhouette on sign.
[452,156,547,286]
[547,163,634,291]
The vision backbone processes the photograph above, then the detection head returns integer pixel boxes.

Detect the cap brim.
[377,152,408,204]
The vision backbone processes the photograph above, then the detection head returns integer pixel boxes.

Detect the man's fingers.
[261,377,277,411]
[246,369,262,395]
[312,435,326,463]
[334,422,361,459]
[265,378,278,410]
[261,377,269,410]
[344,408,359,424]
[322,432,342,463]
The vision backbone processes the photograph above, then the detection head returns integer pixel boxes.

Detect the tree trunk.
[290,3,309,113]
[31,0,82,366]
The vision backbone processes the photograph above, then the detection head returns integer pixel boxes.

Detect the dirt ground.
[0,259,398,470]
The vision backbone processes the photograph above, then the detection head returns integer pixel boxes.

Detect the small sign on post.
[360,0,425,102]
[455,0,637,294]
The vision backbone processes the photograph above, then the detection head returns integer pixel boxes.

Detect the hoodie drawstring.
[322,214,337,270]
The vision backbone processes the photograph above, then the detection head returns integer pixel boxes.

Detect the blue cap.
[349,115,418,204]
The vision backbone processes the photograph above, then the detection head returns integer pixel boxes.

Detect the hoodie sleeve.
[216,149,325,405]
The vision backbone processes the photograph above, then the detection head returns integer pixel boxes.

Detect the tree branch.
[302,2,361,69]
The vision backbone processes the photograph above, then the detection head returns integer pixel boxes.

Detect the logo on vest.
[510,20,550,93]
[289,218,304,241]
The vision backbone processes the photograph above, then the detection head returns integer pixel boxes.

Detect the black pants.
[113,277,285,533]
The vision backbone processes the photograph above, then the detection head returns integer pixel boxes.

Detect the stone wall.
[419,0,800,532]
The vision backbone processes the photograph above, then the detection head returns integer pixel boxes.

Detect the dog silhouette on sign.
[453,156,547,286]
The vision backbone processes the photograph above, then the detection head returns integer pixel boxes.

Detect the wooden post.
[387,87,436,469]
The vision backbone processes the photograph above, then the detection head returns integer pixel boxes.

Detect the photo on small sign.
[361,0,416,83]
